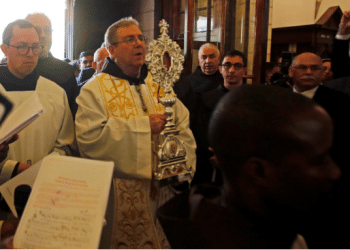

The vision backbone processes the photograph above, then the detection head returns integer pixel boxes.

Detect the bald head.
[92,47,109,74]
[198,43,220,75]
[289,52,325,92]
[25,13,52,57]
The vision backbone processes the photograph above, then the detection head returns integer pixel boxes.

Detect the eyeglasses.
[293,65,325,72]
[36,26,52,36]
[221,63,244,71]
[112,36,148,46]
[7,44,43,55]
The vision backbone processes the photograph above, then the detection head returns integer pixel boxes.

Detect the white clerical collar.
[293,85,320,99]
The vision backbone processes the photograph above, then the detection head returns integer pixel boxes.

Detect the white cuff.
[336,34,350,40]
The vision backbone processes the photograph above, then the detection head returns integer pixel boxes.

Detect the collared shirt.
[293,85,319,99]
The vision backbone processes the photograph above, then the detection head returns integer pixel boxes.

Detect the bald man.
[174,43,223,109]
[158,85,340,248]
[25,13,78,118]
[289,52,350,248]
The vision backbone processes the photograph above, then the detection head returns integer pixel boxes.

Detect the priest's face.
[1,26,40,79]
[109,25,146,76]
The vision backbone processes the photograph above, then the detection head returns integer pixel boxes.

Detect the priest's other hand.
[0,135,19,162]
[338,10,350,35]
[16,163,31,175]
[149,114,167,134]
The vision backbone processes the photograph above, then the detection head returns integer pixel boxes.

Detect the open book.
[0,92,44,144]
[13,155,114,249]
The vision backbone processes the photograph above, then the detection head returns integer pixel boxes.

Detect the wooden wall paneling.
[184,0,195,75]
[220,0,226,55]
[207,0,212,41]
[244,0,250,66]
[252,0,270,85]
[224,0,236,53]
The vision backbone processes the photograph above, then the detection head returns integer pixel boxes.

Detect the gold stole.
[97,73,171,249]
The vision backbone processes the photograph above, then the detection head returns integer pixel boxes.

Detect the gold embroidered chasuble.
[75,71,196,248]
[99,73,168,248]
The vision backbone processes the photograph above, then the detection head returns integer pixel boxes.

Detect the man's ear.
[219,65,223,75]
[208,147,221,169]
[288,66,294,78]
[1,44,8,57]
[242,157,277,187]
[243,67,247,75]
[92,62,97,70]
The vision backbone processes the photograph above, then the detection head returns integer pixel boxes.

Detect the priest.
[75,17,196,249]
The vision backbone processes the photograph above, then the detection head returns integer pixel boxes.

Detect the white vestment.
[75,71,196,248]
[0,76,75,184]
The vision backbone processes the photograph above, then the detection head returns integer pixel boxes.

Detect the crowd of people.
[0,8,350,249]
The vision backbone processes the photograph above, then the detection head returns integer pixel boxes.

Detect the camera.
[270,51,295,89]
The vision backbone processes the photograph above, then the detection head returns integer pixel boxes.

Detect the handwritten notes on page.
[13,155,114,249]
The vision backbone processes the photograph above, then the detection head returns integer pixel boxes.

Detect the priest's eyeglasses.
[221,63,244,71]
[113,36,148,46]
[7,44,43,55]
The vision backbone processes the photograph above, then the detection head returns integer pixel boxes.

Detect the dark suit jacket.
[300,85,350,249]
[324,75,350,98]
[331,38,350,79]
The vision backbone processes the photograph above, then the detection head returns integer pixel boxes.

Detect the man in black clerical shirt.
[25,13,78,118]
[174,43,223,111]
[0,19,74,243]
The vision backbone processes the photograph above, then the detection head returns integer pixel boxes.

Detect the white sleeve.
[51,91,75,156]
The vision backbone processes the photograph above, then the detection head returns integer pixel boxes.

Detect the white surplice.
[75,72,196,248]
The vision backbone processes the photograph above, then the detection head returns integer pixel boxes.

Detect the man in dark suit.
[191,50,247,186]
[331,9,350,80]
[289,52,350,248]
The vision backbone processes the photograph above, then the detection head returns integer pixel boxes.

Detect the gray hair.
[198,43,220,58]
[104,17,140,48]
[25,13,52,27]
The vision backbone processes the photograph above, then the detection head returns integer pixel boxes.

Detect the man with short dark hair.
[75,17,196,249]
[0,19,74,177]
[202,50,247,110]
[76,51,95,86]
[289,52,350,248]
[190,50,246,186]
[76,47,109,90]
[158,85,340,248]
[79,51,94,70]
[0,19,74,238]
[25,13,78,118]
